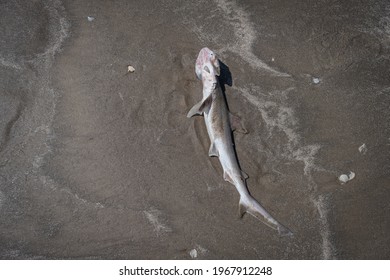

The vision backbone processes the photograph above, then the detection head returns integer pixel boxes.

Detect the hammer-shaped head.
[195,47,220,80]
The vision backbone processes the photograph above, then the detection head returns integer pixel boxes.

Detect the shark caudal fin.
[239,196,293,237]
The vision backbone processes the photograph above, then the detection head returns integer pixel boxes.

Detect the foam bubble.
[0,57,23,70]
[313,195,334,259]
[144,208,172,236]
[40,0,70,59]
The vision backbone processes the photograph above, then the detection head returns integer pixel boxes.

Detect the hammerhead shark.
[187,47,292,236]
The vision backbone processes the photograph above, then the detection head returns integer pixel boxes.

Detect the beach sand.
[0,0,389,259]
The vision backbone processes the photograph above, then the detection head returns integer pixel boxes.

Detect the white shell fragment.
[339,171,355,184]
[127,65,135,73]
[339,174,349,183]
[87,16,95,22]
[358,143,367,154]
[312,77,321,84]
[189,249,197,259]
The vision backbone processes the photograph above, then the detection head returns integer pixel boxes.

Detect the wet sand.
[0,0,389,259]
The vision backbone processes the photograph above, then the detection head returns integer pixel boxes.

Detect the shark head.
[201,62,219,91]
[195,47,220,80]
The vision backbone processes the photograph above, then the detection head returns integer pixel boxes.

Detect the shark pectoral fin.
[223,171,234,184]
[187,95,213,118]
[187,101,203,118]
[208,142,219,157]
[229,112,248,134]
[198,95,213,112]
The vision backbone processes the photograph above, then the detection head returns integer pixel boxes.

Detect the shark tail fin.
[239,196,293,237]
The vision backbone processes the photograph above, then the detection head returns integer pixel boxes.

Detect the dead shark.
[188,47,292,236]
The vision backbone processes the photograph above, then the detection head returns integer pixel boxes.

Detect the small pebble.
[127,65,135,73]
[339,174,349,184]
[358,143,367,154]
[189,249,197,259]
[312,77,321,84]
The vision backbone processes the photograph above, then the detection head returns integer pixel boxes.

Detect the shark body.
[188,47,292,236]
